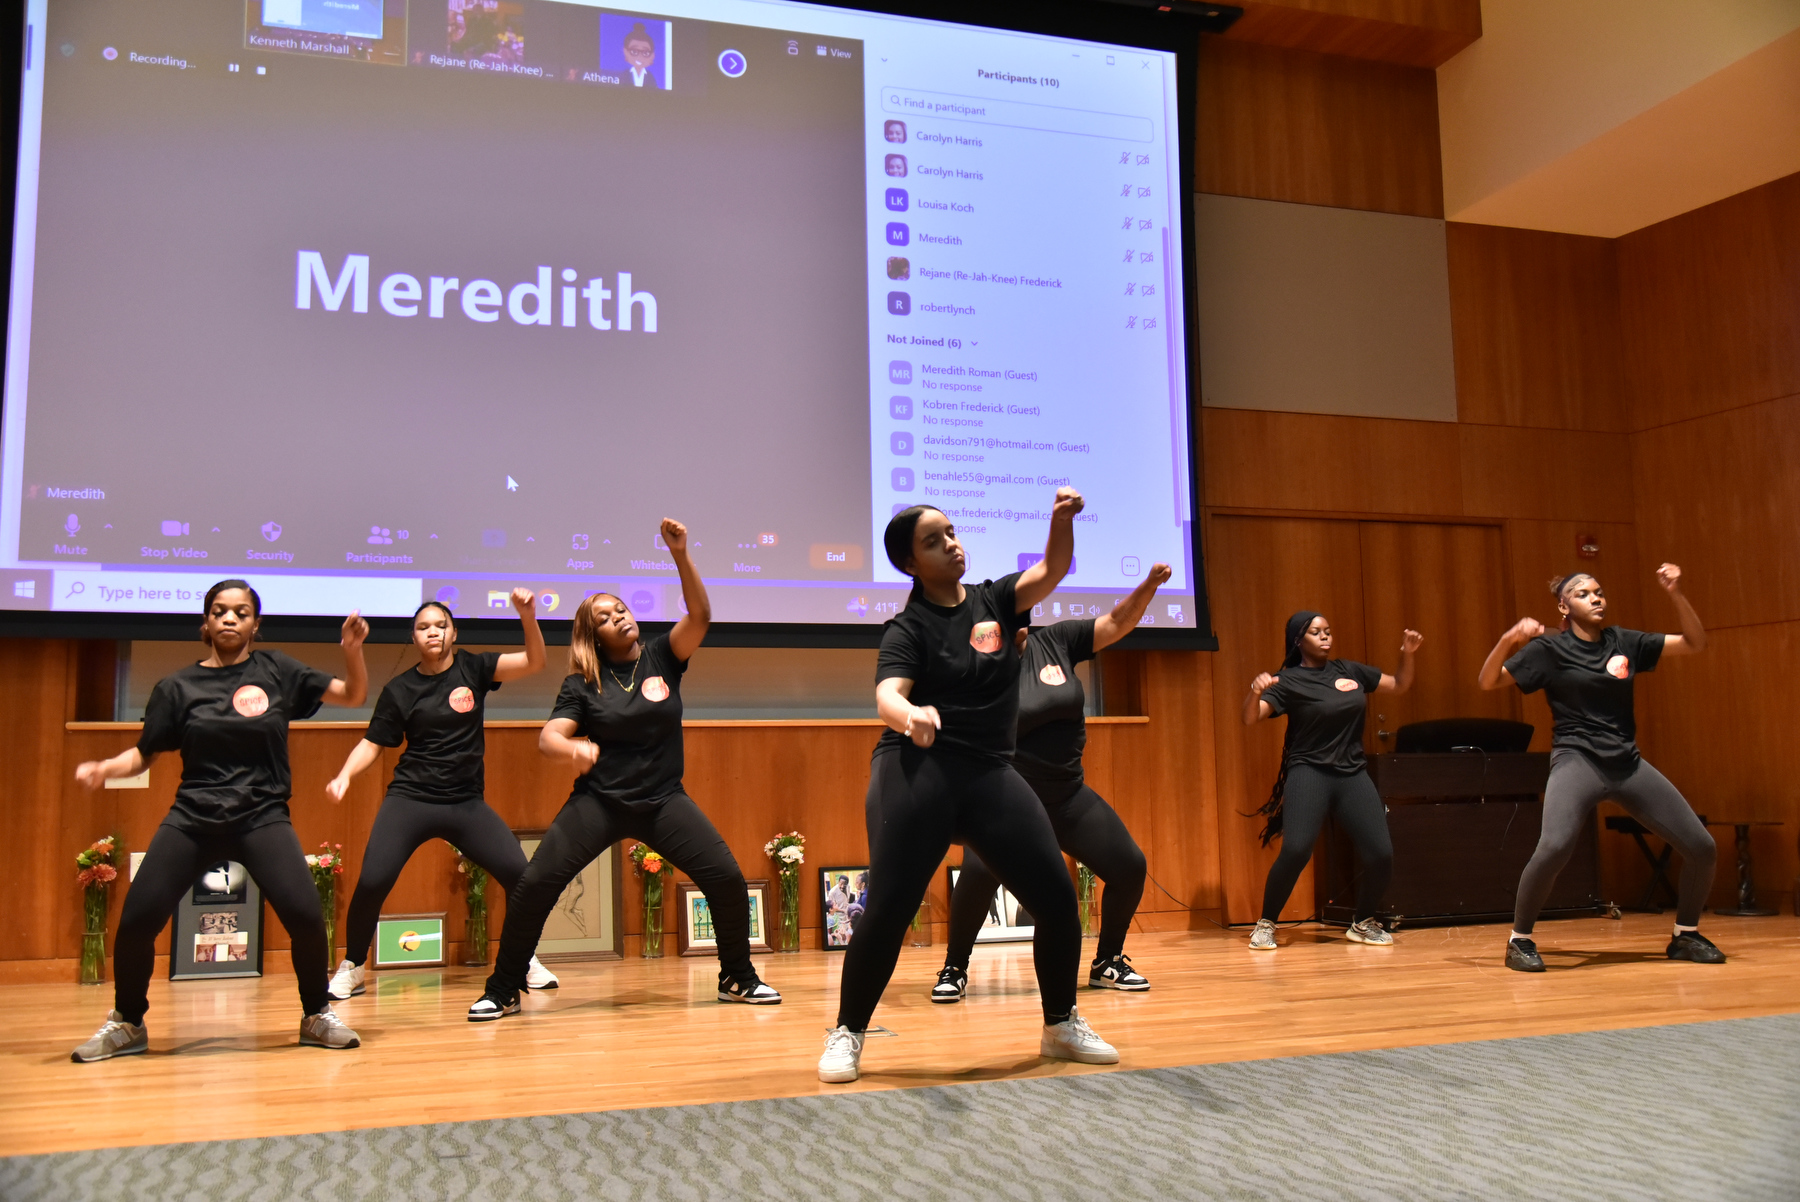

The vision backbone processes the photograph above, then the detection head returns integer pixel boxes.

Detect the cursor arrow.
[506,476,519,492]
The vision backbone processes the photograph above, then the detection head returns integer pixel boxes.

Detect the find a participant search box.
[881,87,1153,142]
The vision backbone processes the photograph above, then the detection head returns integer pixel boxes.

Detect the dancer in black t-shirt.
[819,489,1118,1083]
[70,580,369,1061]
[325,587,560,1001]
[1479,564,1720,971]
[467,518,780,1020]
[930,563,1172,1003]
[1242,612,1422,951]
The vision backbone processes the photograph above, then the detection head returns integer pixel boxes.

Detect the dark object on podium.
[1392,718,1534,754]
[1320,747,1604,926]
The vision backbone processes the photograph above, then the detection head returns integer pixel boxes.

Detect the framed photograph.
[171,860,263,980]
[514,830,622,961]
[948,865,1035,943]
[678,879,771,956]
[821,865,870,950]
[373,913,447,969]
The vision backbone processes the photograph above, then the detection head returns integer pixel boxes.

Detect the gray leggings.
[1514,748,1716,933]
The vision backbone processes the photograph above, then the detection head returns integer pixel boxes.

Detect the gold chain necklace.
[605,655,641,694]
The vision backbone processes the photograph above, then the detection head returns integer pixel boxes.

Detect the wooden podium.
[1319,752,1606,926]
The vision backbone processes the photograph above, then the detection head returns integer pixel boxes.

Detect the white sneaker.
[818,1026,864,1082]
[327,958,366,1001]
[1249,919,1278,951]
[1040,1005,1118,1064]
[298,1005,360,1049]
[525,956,559,990]
[1346,917,1394,946]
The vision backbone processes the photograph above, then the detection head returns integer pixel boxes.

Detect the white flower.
[305,855,319,867]
[779,846,804,864]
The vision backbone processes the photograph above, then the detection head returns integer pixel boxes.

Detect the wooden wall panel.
[1197,38,1444,218]
[1222,0,1481,70]
[1456,424,1635,524]
[1618,171,1800,430]
[1446,223,1625,432]
[1,641,78,966]
[1202,408,1463,515]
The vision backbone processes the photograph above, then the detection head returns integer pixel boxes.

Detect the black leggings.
[838,746,1081,1030]
[114,820,329,1024]
[1515,748,1715,933]
[1259,765,1393,923]
[344,794,528,967]
[946,777,1145,969]
[488,789,753,993]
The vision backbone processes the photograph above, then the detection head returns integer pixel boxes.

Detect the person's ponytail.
[1242,609,1320,847]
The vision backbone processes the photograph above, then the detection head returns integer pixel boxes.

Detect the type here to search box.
[881,87,1152,142]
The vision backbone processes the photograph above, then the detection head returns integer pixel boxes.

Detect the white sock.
[1674,924,1698,936]
[1509,931,1532,944]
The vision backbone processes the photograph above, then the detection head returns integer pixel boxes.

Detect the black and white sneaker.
[1088,953,1150,991]
[467,988,521,1022]
[931,965,968,1003]
[718,972,782,1004]
[1506,938,1546,973]
[1667,931,1726,964]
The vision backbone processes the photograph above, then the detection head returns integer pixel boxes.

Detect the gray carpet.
[6,1015,1798,1201]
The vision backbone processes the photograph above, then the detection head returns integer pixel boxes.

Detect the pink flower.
[76,867,96,888]
[93,864,117,884]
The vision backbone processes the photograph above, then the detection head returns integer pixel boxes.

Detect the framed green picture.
[678,878,770,956]
[373,913,447,968]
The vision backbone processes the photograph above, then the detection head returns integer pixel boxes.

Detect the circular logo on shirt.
[1335,678,1361,692]
[1607,655,1630,679]
[448,686,475,713]
[969,621,1003,653]
[231,684,269,717]
[642,676,670,702]
[1039,664,1067,686]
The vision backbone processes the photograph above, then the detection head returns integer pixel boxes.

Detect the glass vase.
[319,882,337,964]
[776,868,801,952]
[642,874,666,958]
[79,885,107,985]
[1077,865,1099,938]
[909,897,933,947]
[465,900,489,966]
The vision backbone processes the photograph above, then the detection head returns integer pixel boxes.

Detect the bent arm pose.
[70,581,367,1062]
[821,489,1118,1084]
[1241,613,1422,952]
[1486,566,1720,972]
[935,563,1173,1003]
[323,588,559,1001]
[471,518,781,1021]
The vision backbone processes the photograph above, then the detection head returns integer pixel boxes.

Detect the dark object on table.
[1393,718,1534,754]
[1703,820,1783,917]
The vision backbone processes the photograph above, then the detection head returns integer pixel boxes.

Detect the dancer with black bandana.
[70,580,369,1061]
[325,587,561,1001]
[929,563,1172,1003]
[467,518,780,1021]
[1243,612,1421,951]
[1480,564,1721,971]
[819,488,1117,1083]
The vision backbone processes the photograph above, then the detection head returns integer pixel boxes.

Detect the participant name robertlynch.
[294,252,659,331]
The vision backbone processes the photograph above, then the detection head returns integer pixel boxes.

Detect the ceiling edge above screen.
[0,0,1223,649]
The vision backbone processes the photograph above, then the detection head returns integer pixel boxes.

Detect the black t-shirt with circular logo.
[1504,626,1664,766]
[1013,618,1096,784]
[136,648,333,832]
[551,634,688,809]
[875,573,1027,763]
[1261,659,1384,775]
[364,649,503,804]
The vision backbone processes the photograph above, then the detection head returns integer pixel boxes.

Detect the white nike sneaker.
[327,958,366,1001]
[525,956,559,990]
[818,1026,864,1083]
[1040,1005,1118,1064]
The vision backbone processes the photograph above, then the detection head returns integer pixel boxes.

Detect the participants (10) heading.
[294,251,658,331]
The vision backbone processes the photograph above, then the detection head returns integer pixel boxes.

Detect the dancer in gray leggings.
[1478,563,1721,972]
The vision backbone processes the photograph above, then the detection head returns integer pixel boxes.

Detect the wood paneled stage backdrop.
[4,13,1796,978]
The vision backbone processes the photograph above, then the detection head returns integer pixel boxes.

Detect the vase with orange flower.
[630,842,673,957]
[75,836,123,984]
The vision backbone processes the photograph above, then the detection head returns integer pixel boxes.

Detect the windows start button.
[809,544,865,570]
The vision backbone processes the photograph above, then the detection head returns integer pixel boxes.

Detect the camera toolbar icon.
[161,520,189,537]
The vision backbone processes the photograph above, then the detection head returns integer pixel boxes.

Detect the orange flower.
[642,853,664,875]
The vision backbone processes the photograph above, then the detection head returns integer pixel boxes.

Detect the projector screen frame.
[0,0,1219,650]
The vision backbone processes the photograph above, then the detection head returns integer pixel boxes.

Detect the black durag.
[1247,610,1321,846]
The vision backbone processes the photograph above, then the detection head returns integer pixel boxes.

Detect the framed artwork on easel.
[512,830,623,961]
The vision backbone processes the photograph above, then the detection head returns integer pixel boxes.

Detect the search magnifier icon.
[65,580,85,599]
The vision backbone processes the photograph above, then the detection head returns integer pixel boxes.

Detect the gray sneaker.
[299,1005,361,1049]
[71,1010,147,1063]
[1346,917,1394,946]
[1248,919,1278,951]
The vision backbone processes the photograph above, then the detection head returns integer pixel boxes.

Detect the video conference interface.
[3,0,1200,631]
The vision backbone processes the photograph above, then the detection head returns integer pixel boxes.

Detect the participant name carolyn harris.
[294,252,659,331]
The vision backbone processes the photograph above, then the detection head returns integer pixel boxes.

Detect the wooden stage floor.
[4,913,1797,1157]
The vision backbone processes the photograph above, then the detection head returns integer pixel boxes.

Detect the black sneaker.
[466,988,521,1022]
[718,971,782,1004]
[930,965,967,1003]
[1506,938,1546,972]
[1088,953,1150,991]
[1667,931,1726,964]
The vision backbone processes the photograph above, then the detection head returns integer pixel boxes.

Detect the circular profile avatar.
[884,119,907,144]
[885,153,908,178]
[623,22,660,88]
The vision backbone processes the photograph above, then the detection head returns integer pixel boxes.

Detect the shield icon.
[261,522,282,542]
